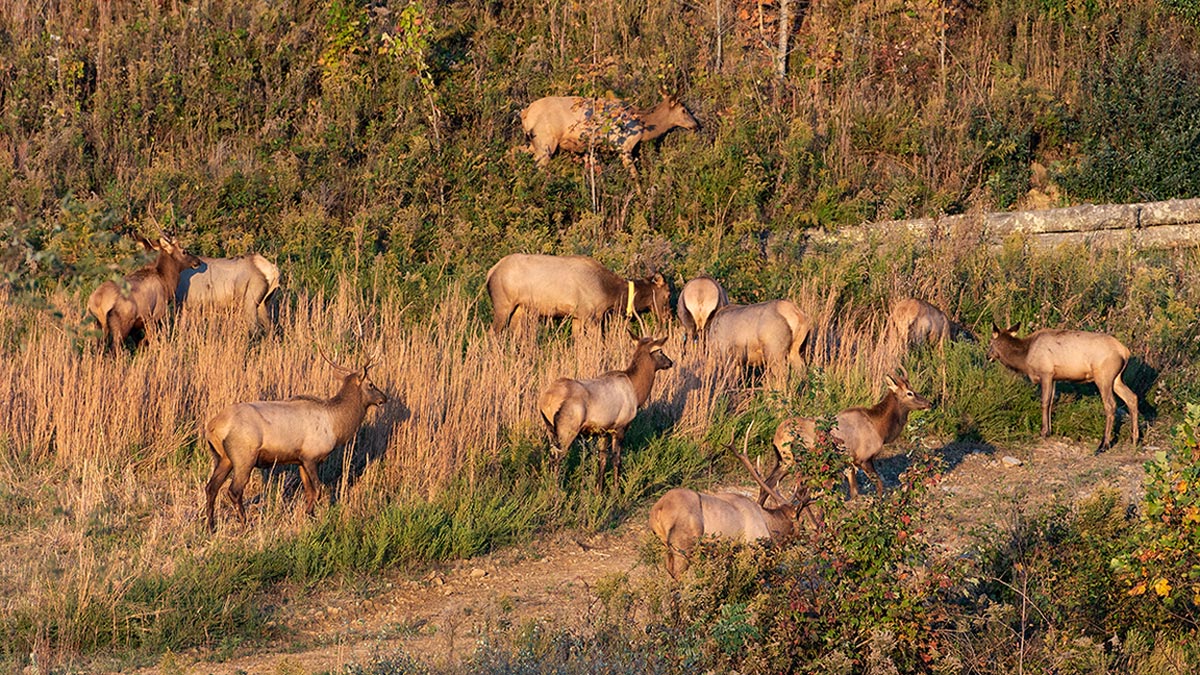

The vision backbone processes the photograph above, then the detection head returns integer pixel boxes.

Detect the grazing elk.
[649,426,821,579]
[486,253,669,332]
[987,323,1139,450]
[203,355,388,532]
[176,254,281,332]
[887,298,974,353]
[538,334,673,490]
[520,94,699,178]
[87,233,202,352]
[706,299,811,380]
[676,275,729,342]
[771,368,932,499]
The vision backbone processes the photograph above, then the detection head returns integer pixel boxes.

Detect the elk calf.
[204,359,387,532]
[988,323,1138,450]
[87,233,201,352]
[649,428,820,578]
[771,369,932,499]
[538,335,673,490]
[676,275,729,342]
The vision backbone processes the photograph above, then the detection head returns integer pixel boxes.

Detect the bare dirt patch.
[119,434,1155,675]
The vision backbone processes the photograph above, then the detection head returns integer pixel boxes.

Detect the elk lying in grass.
[176,253,281,332]
[649,426,821,579]
[771,368,932,499]
[887,298,974,353]
[87,233,201,352]
[487,253,669,332]
[706,299,811,378]
[676,275,729,342]
[520,94,699,178]
[538,334,673,490]
[988,323,1139,450]
[203,355,388,532]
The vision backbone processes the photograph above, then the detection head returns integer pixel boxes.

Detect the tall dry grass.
[0,277,744,655]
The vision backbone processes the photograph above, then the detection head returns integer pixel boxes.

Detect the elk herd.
[81,91,1139,577]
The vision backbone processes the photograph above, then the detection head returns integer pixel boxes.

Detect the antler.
[897,364,910,383]
[731,422,792,508]
[317,345,355,374]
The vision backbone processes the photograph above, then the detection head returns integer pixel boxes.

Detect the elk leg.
[1098,379,1118,451]
[227,464,254,524]
[1040,376,1056,437]
[298,459,321,515]
[610,432,624,493]
[845,465,862,499]
[1113,375,1140,446]
[596,438,610,491]
[863,458,884,495]
[205,457,234,532]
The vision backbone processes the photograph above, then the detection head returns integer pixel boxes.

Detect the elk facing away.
[649,426,821,579]
[176,254,281,333]
[204,356,388,532]
[520,95,699,178]
[676,275,729,342]
[988,323,1139,450]
[887,298,975,353]
[706,299,811,382]
[87,233,201,352]
[771,368,932,499]
[538,335,673,490]
[487,253,669,332]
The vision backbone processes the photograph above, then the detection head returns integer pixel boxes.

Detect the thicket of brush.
[5,0,1200,671]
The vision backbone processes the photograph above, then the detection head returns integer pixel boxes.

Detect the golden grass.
[0,278,749,641]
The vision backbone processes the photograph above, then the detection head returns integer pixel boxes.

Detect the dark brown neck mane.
[328,375,370,445]
[624,349,663,406]
[868,392,908,445]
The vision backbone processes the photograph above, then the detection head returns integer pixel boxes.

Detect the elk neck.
[992,333,1031,370]
[327,374,371,445]
[623,349,662,406]
[154,251,189,298]
[867,392,908,445]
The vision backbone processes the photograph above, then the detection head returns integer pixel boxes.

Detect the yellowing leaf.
[1129,582,1147,597]
[1153,578,1172,597]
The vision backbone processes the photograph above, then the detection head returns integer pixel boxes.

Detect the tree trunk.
[776,0,792,79]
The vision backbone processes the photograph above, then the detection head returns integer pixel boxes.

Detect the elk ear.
[1006,323,1021,334]
[652,272,665,285]
[991,323,1001,339]
[627,327,641,342]
[884,374,900,391]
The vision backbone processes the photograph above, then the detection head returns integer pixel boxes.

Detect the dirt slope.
[120,436,1154,675]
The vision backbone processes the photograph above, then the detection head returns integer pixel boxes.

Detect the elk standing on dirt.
[87,233,202,352]
[649,426,821,578]
[520,94,699,178]
[538,335,673,491]
[706,299,811,379]
[486,253,669,332]
[676,275,729,342]
[176,254,281,333]
[987,323,1139,450]
[771,368,932,499]
[204,356,388,532]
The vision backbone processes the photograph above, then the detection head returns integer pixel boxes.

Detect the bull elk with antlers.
[87,232,201,352]
[770,368,932,500]
[203,352,388,532]
[649,425,822,579]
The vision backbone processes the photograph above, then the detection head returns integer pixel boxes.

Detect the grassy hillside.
[4,0,1200,672]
